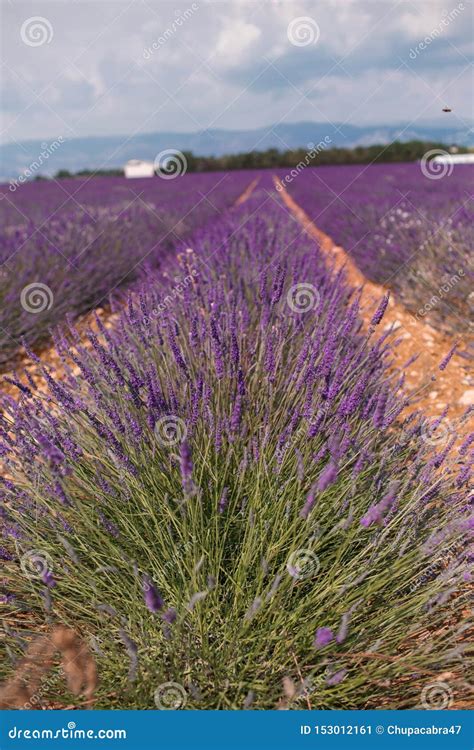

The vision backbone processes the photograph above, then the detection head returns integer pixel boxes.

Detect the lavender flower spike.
[180,441,194,494]
[143,574,164,613]
[360,481,399,528]
[326,668,347,686]
[370,293,390,326]
[218,486,229,514]
[300,482,317,520]
[439,342,457,371]
[317,461,338,492]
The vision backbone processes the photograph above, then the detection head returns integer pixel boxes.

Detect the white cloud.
[214,20,261,67]
[0,0,471,145]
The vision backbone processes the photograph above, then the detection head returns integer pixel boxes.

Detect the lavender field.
[0,168,472,711]
[283,162,473,333]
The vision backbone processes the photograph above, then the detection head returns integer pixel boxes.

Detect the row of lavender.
[282,163,473,332]
[0,184,471,709]
[0,171,254,366]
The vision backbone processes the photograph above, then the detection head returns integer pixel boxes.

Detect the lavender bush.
[284,163,473,333]
[0,190,471,709]
[0,172,253,366]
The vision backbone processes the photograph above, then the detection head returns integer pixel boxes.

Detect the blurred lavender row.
[0,171,257,366]
[283,162,473,333]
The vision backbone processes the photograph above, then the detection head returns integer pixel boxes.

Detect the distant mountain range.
[1,121,473,181]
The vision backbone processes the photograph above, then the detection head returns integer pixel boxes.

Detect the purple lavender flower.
[237,367,246,397]
[270,263,286,305]
[300,482,317,520]
[215,420,223,453]
[325,668,347,686]
[313,444,328,463]
[352,449,368,478]
[218,487,229,514]
[180,441,194,494]
[162,607,177,624]
[230,311,240,368]
[439,343,458,371]
[230,395,243,435]
[42,570,56,588]
[370,293,390,326]
[373,387,388,429]
[38,435,66,466]
[264,335,276,380]
[190,314,199,350]
[361,482,399,527]
[317,461,338,492]
[313,627,334,649]
[210,317,224,379]
[459,433,474,456]
[98,512,120,538]
[168,329,188,376]
[143,574,164,613]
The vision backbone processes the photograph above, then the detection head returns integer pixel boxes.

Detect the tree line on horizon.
[51,139,470,179]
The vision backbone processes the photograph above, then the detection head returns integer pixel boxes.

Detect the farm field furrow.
[1,184,471,710]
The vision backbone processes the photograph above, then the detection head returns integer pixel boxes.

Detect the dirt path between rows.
[235,176,260,206]
[275,177,472,429]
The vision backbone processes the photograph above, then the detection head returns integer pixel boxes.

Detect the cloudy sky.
[1,0,472,145]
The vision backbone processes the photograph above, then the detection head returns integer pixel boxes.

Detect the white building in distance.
[432,153,474,165]
[124,159,155,178]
